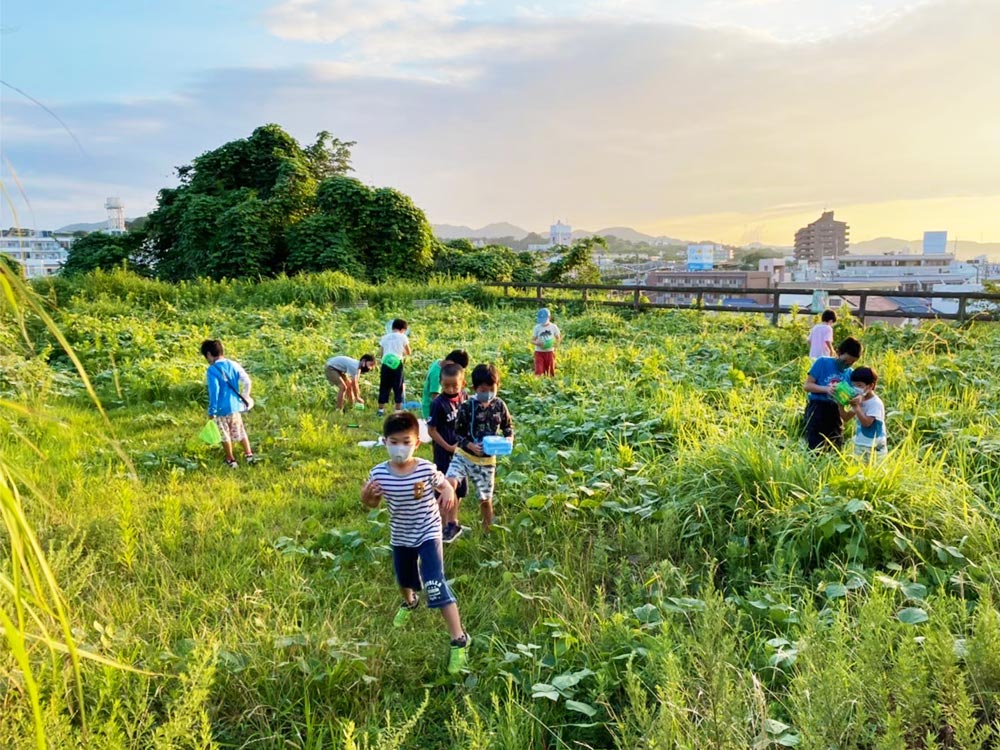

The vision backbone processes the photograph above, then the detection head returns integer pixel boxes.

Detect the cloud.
[263,0,468,43]
[2,0,998,244]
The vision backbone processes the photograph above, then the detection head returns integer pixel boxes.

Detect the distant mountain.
[56,221,108,233]
[572,227,687,245]
[56,218,144,233]
[432,222,529,239]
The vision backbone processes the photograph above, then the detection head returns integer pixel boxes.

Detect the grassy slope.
[3,272,1000,748]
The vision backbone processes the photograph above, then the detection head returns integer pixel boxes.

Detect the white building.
[792,251,977,291]
[923,231,947,254]
[0,231,71,278]
[550,220,572,247]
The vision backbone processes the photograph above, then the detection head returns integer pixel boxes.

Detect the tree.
[542,236,606,284]
[304,131,356,180]
[61,231,151,276]
[143,124,430,282]
[285,213,363,277]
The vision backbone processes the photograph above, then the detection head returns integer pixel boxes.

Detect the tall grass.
[5,268,1000,746]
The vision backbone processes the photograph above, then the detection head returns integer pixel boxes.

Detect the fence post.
[633,287,640,311]
[957,295,967,324]
[857,293,867,326]
[582,287,589,303]
[771,291,780,326]
[503,284,509,297]
[536,285,543,304]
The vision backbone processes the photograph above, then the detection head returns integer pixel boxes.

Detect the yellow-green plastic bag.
[198,419,222,445]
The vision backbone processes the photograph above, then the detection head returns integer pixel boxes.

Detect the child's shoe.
[442,522,463,544]
[392,597,419,628]
[244,453,259,465]
[225,458,239,469]
[376,408,385,417]
[447,633,471,674]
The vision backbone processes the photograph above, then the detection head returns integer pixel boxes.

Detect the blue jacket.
[206,359,249,417]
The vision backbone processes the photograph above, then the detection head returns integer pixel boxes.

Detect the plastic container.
[354,402,366,410]
[482,436,513,456]
[831,380,860,407]
[403,400,421,410]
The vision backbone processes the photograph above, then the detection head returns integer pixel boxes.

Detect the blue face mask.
[475,390,495,403]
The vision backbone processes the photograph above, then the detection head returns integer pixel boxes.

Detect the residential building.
[829,252,976,291]
[0,229,71,278]
[794,211,849,263]
[923,231,948,254]
[645,269,773,305]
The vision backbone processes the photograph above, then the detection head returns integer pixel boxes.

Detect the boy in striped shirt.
[361,412,471,673]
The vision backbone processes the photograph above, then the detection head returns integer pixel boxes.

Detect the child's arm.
[349,377,362,403]
[403,341,411,356]
[206,371,221,416]
[427,424,457,453]
[361,479,383,508]
[825,341,836,357]
[803,375,833,396]
[499,402,514,439]
[436,476,456,514]
[853,400,876,428]
[234,362,252,398]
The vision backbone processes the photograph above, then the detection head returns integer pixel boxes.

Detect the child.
[807,309,837,360]
[378,319,411,416]
[532,308,562,376]
[841,366,887,459]
[446,364,514,531]
[325,354,376,411]
[201,339,257,468]
[426,362,469,543]
[361,412,470,674]
[802,336,862,451]
[422,349,470,420]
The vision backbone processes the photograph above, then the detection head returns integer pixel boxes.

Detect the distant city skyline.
[2,0,998,245]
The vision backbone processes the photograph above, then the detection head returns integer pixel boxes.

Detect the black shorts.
[804,400,843,451]
[378,363,404,405]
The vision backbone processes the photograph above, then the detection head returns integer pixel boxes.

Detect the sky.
[1,0,998,245]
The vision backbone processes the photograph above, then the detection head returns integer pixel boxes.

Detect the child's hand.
[448,443,458,454]
[467,443,485,456]
[361,480,383,507]
[438,484,456,514]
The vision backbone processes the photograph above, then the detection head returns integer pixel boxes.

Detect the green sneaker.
[447,634,471,674]
[393,598,418,628]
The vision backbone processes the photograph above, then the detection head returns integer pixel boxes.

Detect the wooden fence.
[485,282,1000,325]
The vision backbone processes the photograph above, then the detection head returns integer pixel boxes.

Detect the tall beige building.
[794,211,849,263]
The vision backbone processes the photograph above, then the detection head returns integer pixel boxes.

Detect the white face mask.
[386,443,415,464]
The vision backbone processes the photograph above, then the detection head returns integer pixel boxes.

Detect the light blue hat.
[536,308,550,324]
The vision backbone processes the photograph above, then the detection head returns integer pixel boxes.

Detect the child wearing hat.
[532,308,562,376]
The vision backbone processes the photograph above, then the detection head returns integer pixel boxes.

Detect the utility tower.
[105,197,126,234]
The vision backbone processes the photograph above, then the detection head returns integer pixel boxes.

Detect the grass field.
[3,269,1000,749]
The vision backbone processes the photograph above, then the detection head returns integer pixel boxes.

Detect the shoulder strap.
[213,363,250,408]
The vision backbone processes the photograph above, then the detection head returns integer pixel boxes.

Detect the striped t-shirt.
[368,458,445,547]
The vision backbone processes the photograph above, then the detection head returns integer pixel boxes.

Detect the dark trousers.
[378,363,404,405]
[804,400,843,451]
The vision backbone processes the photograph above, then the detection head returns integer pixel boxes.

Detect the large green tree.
[61,231,152,276]
[143,124,434,282]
